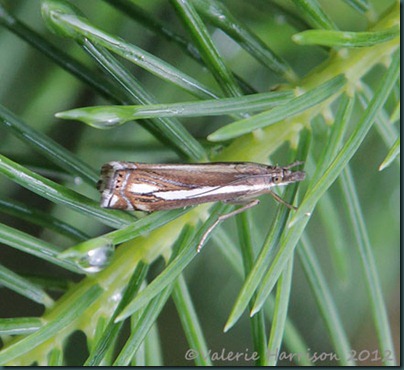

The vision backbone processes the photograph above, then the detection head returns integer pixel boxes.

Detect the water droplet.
[76,243,115,273]
[110,292,122,303]
[86,113,123,129]
[74,176,83,185]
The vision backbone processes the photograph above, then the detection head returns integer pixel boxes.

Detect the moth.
[97,161,305,251]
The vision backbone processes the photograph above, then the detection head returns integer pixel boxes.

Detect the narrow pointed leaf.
[208,74,346,141]
[379,136,400,171]
[41,0,218,100]
[56,90,293,127]
[293,26,399,47]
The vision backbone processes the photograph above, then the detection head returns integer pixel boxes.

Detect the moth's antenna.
[284,161,304,170]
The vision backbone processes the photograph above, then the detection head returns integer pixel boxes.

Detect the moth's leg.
[226,189,297,210]
[197,199,259,253]
[268,189,297,211]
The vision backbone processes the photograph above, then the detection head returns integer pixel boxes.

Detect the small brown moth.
[97,161,305,251]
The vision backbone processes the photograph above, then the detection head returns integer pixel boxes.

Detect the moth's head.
[271,161,305,186]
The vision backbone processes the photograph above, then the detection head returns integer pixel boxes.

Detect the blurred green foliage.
[0,0,399,366]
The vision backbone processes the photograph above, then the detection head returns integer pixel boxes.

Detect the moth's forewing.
[98,162,273,211]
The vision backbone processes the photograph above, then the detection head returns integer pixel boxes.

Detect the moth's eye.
[273,176,283,184]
